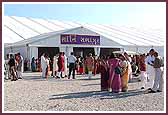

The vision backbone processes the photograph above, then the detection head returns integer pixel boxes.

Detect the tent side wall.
[123,45,164,57]
[100,36,123,47]
[151,46,164,57]
[4,46,27,60]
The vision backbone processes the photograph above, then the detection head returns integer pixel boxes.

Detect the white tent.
[3,16,165,59]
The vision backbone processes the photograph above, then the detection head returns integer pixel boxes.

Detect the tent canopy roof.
[3,16,165,47]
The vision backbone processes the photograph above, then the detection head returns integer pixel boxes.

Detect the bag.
[115,66,122,74]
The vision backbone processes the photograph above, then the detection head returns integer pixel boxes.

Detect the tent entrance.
[100,48,120,57]
[73,47,95,58]
[38,47,59,59]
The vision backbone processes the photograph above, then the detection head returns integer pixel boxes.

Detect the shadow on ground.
[19,75,101,82]
[81,83,100,86]
[49,89,146,100]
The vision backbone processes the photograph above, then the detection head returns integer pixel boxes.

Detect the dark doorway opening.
[38,47,59,71]
[38,47,60,59]
[73,47,95,58]
[100,48,120,57]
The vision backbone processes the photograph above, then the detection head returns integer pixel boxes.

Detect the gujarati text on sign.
[60,34,100,45]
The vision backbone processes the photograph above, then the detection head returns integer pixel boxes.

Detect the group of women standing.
[74,54,101,78]
[100,52,132,93]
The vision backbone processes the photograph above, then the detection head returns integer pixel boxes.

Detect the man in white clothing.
[145,49,155,90]
[148,52,164,93]
[41,53,47,78]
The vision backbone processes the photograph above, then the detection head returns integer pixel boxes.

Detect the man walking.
[68,52,77,79]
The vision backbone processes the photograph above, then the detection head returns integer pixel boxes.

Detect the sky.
[3,2,166,29]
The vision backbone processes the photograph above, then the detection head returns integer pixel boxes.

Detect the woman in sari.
[119,54,129,92]
[100,55,108,91]
[79,57,84,75]
[93,56,98,76]
[108,53,122,93]
[139,54,147,89]
[96,56,101,74]
[85,53,94,79]
[124,52,132,81]
[57,52,65,78]
[45,55,50,79]
[84,56,88,75]
[31,57,36,72]
[53,54,59,78]
[75,57,80,75]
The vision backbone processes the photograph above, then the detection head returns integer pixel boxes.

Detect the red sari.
[79,61,84,74]
[58,55,65,72]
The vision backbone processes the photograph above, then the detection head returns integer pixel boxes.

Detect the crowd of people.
[100,49,164,93]
[39,52,101,79]
[4,49,164,94]
[4,53,24,81]
[31,49,165,94]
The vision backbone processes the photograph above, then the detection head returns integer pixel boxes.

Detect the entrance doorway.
[38,47,59,71]
[100,48,120,57]
[38,47,60,59]
[73,47,95,58]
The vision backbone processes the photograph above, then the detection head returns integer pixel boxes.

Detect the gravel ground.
[4,72,165,112]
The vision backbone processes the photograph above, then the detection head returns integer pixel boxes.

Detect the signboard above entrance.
[60,34,100,45]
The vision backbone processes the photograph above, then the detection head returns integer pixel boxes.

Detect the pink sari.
[108,58,121,93]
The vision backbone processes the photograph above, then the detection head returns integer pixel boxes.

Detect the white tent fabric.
[3,16,165,47]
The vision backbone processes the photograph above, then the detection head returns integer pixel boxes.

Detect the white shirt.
[41,55,47,69]
[145,55,155,65]
[68,55,77,63]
